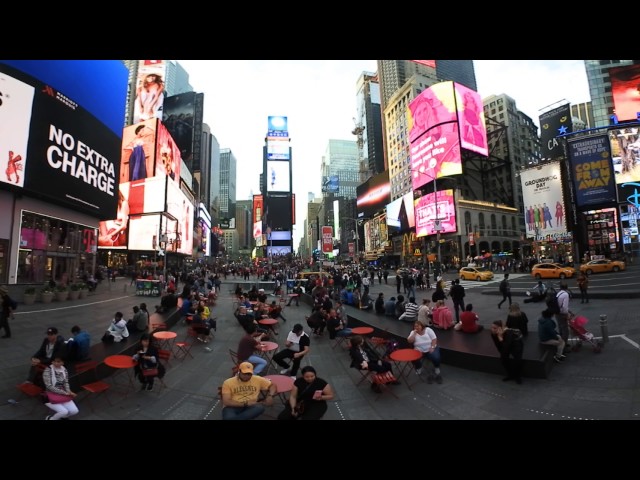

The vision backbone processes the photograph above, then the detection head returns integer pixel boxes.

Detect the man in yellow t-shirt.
[221,362,277,420]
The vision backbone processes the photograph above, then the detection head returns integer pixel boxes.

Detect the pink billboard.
[408,81,457,143]
[155,121,182,183]
[414,189,457,237]
[454,83,488,156]
[410,122,462,190]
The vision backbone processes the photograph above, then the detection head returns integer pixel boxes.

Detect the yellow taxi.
[459,266,494,281]
[579,259,626,275]
[531,263,576,279]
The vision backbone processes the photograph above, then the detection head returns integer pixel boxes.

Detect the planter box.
[68,290,80,300]
[55,291,68,302]
[41,292,54,304]
[23,294,36,305]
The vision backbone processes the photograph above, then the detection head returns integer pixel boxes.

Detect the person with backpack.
[497,273,512,309]
[0,286,17,339]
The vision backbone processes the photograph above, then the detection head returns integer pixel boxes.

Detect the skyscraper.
[219,148,237,221]
[584,60,638,127]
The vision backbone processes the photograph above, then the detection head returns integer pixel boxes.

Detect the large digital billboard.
[567,134,616,207]
[155,120,182,183]
[414,190,457,237]
[267,137,290,160]
[386,192,416,231]
[609,64,640,123]
[520,162,567,240]
[133,60,166,125]
[322,175,339,193]
[454,83,488,157]
[356,171,391,218]
[120,119,157,184]
[410,122,462,190]
[253,194,263,223]
[408,81,457,143]
[0,63,123,220]
[267,116,288,137]
[98,182,130,249]
[162,91,196,171]
[266,194,292,231]
[166,177,193,255]
[128,213,161,251]
[267,160,291,192]
[608,127,640,184]
[126,175,166,215]
[539,103,572,161]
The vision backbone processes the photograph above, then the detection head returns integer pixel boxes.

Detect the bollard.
[599,314,609,344]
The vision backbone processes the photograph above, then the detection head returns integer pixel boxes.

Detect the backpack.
[545,289,561,314]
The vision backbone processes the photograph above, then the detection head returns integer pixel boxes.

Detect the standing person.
[407,320,443,384]
[278,366,334,420]
[377,269,383,285]
[490,320,524,384]
[577,272,589,304]
[555,282,571,352]
[395,273,402,294]
[505,303,529,336]
[286,284,303,306]
[273,324,311,379]
[42,355,79,420]
[383,268,389,284]
[132,333,160,391]
[0,286,17,338]
[221,362,276,420]
[65,325,91,362]
[538,309,566,363]
[449,279,466,323]
[497,273,512,309]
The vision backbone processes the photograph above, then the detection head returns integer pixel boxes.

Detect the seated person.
[374,293,385,314]
[156,292,178,313]
[524,281,547,303]
[399,297,419,322]
[127,305,148,333]
[65,325,91,362]
[345,289,355,306]
[394,295,406,318]
[326,308,352,339]
[179,293,195,320]
[191,305,214,343]
[352,289,362,309]
[431,300,454,330]
[246,286,259,301]
[104,312,129,342]
[26,327,67,385]
[306,309,327,336]
[235,306,268,335]
[348,335,398,392]
[286,284,303,306]
[268,301,287,322]
[457,304,483,333]
[257,289,268,303]
[384,296,397,316]
[339,287,349,304]
[236,324,269,376]
[237,295,252,310]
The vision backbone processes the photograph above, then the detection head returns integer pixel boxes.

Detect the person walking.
[497,273,512,309]
[395,273,402,294]
[555,282,571,353]
[0,286,17,338]
[577,272,589,304]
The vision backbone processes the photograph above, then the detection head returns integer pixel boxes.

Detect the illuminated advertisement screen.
[609,64,640,123]
[408,81,457,144]
[98,182,130,249]
[267,246,292,255]
[267,160,290,192]
[0,63,123,219]
[133,60,166,125]
[519,162,568,240]
[253,195,263,223]
[162,92,196,170]
[356,171,391,218]
[267,137,290,160]
[411,60,436,68]
[322,226,333,253]
[120,118,157,185]
[267,194,292,230]
[270,230,292,241]
[267,116,288,137]
[454,83,488,156]
[253,221,262,239]
[567,134,616,207]
[539,103,572,161]
[410,122,462,190]
[128,214,161,251]
[386,191,416,231]
[414,190,457,237]
[584,208,619,249]
[155,120,182,183]
[126,175,166,215]
[608,127,640,184]
[322,175,339,193]
[166,178,193,255]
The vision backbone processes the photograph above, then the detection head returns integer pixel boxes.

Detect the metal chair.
[74,360,111,411]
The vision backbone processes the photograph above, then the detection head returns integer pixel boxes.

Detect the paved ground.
[1,270,639,421]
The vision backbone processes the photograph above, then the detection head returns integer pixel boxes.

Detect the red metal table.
[389,348,422,390]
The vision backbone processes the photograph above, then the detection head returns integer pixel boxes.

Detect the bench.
[299,293,555,379]
[66,307,182,390]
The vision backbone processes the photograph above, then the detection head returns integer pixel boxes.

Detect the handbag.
[47,392,72,404]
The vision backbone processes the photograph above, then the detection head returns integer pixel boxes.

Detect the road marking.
[13,295,133,315]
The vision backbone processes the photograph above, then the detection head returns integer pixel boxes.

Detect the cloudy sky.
[178,60,591,245]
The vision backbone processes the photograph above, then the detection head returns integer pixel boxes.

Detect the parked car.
[580,259,626,275]
[531,263,576,279]
[459,266,494,281]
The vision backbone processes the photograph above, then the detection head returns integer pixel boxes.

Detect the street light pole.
[433,176,442,270]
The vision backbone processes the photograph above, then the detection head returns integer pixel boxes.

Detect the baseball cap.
[47,327,58,335]
[238,362,254,374]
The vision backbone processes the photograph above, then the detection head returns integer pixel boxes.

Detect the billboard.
[584,208,619,251]
[267,160,290,192]
[155,120,182,183]
[162,92,196,171]
[267,137,290,160]
[386,191,416,231]
[133,60,166,125]
[253,194,263,223]
[414,190,457,237]
[608,127,640,184]
[454,83,488,156]
[266,194,292,231]
[567,135,616,207]
[166,177,193,255]
[0,64,123,219]
[520,162,567,240]
[124,175,166,215]
[609,64,640,123]
[322,226,333,253]
[267,116,288,137]
[127,213,161,251]
[408,81,457,143]
[322,175,339,193]
[356,171,391,218]
[539,103,572,161]
[253,221,262,240]
[120,118,157,184]
[411,60,436,68]
[410,122,462,190]
[98,181,130,249]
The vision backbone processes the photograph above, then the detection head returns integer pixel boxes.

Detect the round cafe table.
[257,341,279,375]
[351,326,374,336]
[389,348,422,389]
[258,318,279,336]
[264,374,294,405]
[104,355,138,395]
[153,330,177,350]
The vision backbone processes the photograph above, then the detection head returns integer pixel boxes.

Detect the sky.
[178,60,592,247]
